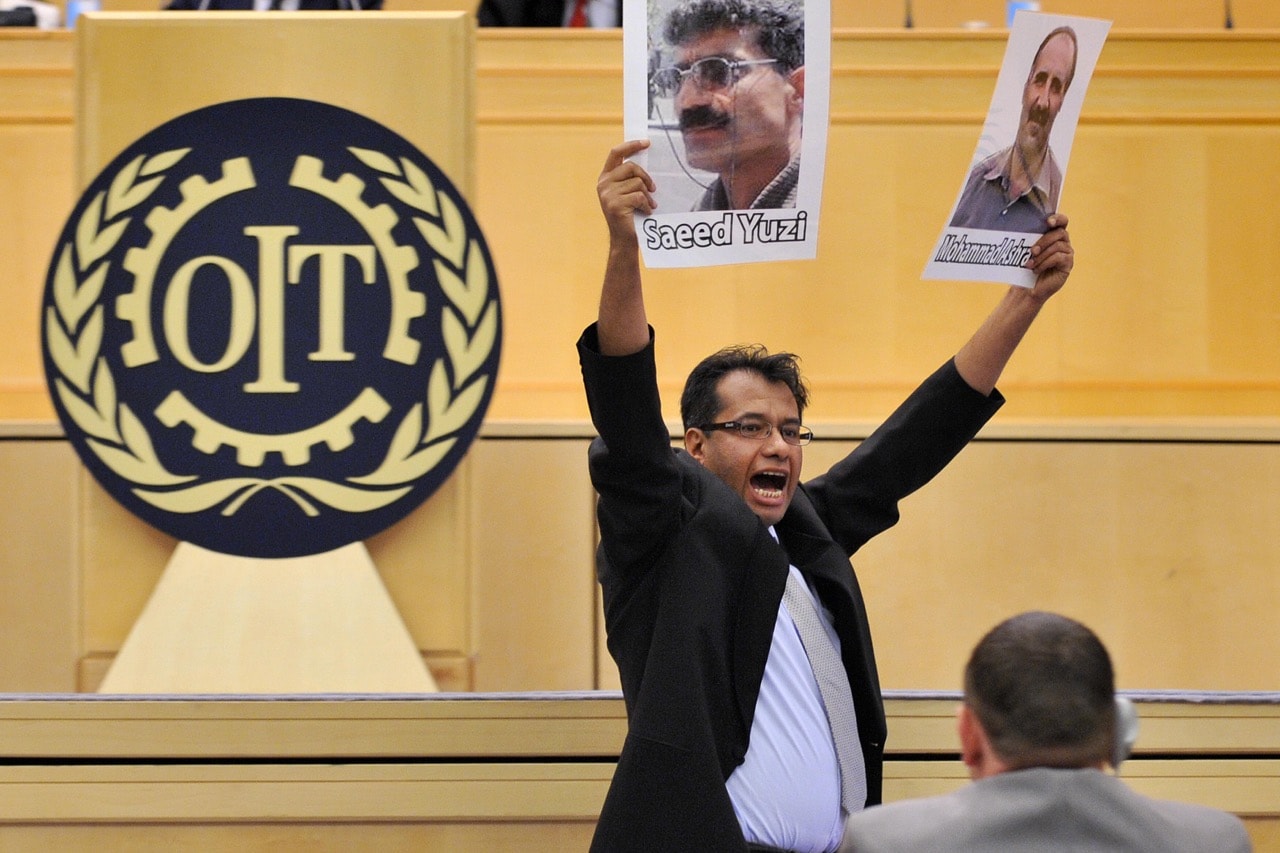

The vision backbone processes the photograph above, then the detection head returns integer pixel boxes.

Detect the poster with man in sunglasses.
[624,0,830,268]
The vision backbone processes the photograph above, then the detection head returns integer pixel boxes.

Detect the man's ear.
[789,66,805,102]
[957,704,986,777]
[685,427,706,462]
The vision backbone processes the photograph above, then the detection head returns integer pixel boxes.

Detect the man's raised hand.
[1027,213,1074,302]
[597,139,657,243]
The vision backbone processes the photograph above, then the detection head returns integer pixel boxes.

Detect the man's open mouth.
[751,471,787,498]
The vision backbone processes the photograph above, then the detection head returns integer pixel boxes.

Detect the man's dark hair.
[681,344,809,430]
[1030,26,1079,92]
[662,0,804,74]
[964,611,1115,769]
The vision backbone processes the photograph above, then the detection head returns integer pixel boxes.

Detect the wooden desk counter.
[0,693,1276,850]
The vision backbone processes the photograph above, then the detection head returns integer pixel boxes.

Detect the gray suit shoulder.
[840,768,1252,853]
[1140,793,1252,852]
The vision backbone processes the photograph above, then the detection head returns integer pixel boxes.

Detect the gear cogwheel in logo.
[40,98,502,559]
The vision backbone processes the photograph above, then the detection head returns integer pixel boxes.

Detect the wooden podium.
[78,11,477,694]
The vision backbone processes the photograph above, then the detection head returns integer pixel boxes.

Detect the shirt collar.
[982,147,1060,212]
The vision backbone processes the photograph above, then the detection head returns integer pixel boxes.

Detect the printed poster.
[924,12,1111,287]
[624,0,830,268]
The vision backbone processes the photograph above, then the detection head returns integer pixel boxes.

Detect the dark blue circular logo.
[41,97,502,558]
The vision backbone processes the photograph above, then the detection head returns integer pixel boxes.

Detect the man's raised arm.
[954,213,1075,396]
[595,139,657,357]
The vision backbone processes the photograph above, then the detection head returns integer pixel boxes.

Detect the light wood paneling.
[3,31,1280,421]
[1,30,1279,699]
[3,694,1277,763]
[98,0,164,9]
[0,824,600,852]
[0,438,78,692]
[0,23,1277,841]
[473,30,1280,421]
[804,425,1280,693]
[365,471,474,683]
[0,695,1275,850]
[44,0,1280,27]
[384,0,473,9]
[73,436,603,694]
[74,12,475,190]
[0,762,610,820]
[0,31,74,415]
[883,695,1280,756]
[468,437,598,691]
[831,0,1280,29]
[4,422,1280,694]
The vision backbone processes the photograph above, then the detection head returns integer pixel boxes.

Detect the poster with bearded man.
[925,12,1111,287]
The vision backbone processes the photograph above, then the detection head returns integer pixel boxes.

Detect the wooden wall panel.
[0,436,78,692]
[78,475,179,661]
[67,436,606,694]
[70,437,604,694]
[0,125,71,392]
[807,430,1280,693]
[3,31,1280,421]
[365,471,472,683]
[0,31,74,416]
[0,30,1278,698]
[10,424,1268,698]
[467,436,598,691]
[64,0,1280,27]
[0,824,599,852]
[475,30,1280,421]
[831,0,1280,29]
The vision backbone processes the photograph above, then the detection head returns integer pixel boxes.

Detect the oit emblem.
[41,98,502,558]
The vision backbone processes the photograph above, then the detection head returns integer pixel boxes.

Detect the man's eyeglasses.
[650,57,780,98]
[697,419,813,446]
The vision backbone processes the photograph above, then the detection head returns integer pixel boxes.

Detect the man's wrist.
[1007,282,1050,313]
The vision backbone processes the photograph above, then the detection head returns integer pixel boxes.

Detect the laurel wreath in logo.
[45,146,499,519]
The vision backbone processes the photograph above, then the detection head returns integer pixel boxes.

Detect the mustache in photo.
[1027,103,1051,128]
[679,105,731,133]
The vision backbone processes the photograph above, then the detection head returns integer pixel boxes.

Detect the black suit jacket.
[578,325,1002,851]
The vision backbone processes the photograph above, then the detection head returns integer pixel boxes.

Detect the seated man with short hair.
[840,611,1252,853]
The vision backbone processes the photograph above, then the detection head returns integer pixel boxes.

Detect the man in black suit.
[580,137,1074,851]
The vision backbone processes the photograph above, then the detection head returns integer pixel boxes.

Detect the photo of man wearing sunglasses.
[646,0,805,212]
